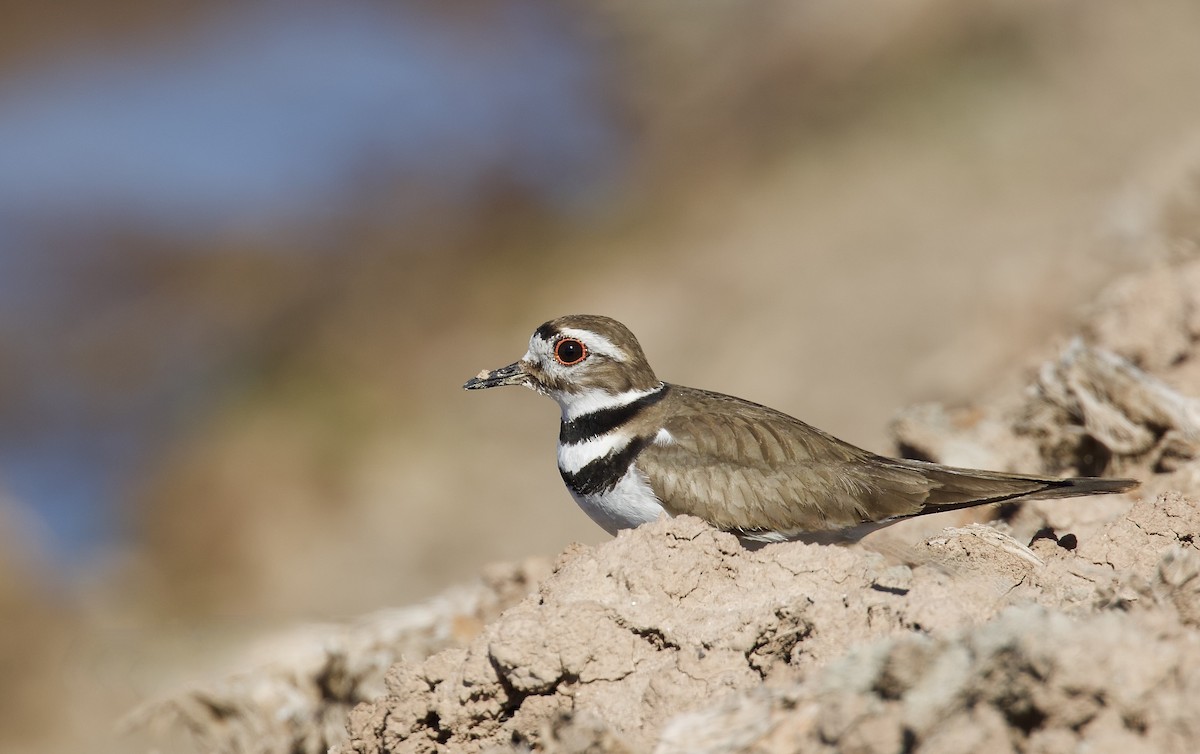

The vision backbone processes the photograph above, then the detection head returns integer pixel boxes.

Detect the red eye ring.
[554,337,588,366]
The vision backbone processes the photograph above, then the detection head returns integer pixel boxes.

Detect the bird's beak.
[463,361,529,390]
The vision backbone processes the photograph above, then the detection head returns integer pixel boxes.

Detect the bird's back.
[636,384,1136,540]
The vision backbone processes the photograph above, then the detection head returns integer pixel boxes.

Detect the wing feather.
[635,385,1132,536]
[637,386,928,532]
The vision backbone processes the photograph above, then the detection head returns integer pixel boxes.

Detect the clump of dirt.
[892,258,1200,486]
[654,601,1200,754]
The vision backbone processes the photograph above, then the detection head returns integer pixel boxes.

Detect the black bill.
[463,362,528,390]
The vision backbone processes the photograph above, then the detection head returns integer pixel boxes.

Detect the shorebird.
[464,314,1138,544]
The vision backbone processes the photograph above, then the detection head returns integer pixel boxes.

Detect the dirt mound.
[342,493,1197,753]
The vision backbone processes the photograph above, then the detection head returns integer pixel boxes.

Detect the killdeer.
[464,315,1138,545]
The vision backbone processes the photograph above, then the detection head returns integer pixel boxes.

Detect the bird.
[463,314,1139,545]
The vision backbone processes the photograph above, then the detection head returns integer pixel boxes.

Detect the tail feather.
[887,459,1139,521]
[1021,476,1140,500]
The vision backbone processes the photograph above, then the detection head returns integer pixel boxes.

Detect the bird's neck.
[553,382,667,423]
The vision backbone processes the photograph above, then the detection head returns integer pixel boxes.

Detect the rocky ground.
[131,176,1200,753]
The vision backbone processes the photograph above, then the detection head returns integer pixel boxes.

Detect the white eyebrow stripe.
[556,327,626,362]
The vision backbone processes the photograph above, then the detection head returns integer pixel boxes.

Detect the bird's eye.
[554,338,587,366]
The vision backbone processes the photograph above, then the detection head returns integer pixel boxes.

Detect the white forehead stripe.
[555,327,627,362]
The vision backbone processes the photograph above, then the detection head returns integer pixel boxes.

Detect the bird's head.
[463,314,660,419]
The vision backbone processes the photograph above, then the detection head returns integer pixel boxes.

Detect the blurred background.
[2,0,1199,750]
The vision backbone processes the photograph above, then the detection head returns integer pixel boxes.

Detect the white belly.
[565,463,667,535]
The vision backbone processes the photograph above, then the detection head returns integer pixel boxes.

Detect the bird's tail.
[1020,475,1140,500]
[894,460,1139,520]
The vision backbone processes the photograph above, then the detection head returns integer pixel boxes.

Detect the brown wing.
[636,386,1134,536]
